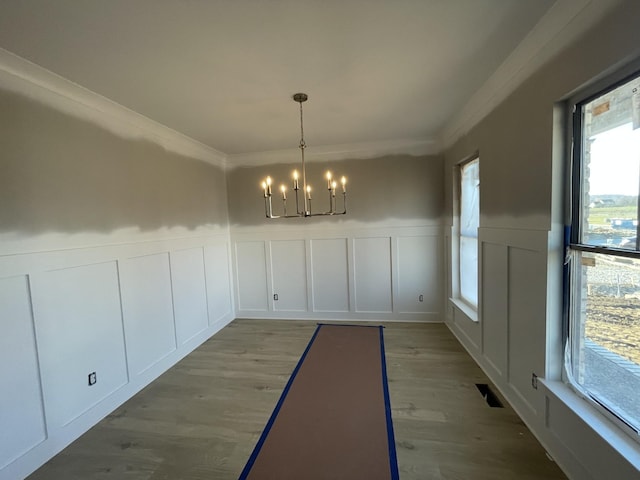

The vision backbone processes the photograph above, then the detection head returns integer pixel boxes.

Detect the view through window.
[567,71,640,435]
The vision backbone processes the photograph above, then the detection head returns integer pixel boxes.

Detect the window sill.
[449,297,479,323]
[540,379,640,471]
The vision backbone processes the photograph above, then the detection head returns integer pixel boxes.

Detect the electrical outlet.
[273,293,278,301]
[531,373,538,390]
[88,372,97,386]
[419,294,424,302]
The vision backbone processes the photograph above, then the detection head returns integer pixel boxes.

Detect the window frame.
[451,153,480,318]
[565,63,640,441]
[570,68,640,252]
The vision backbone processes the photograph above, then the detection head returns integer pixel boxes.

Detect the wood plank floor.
[28,319,567,479]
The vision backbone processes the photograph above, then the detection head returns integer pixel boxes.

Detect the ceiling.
[0,0,558,159]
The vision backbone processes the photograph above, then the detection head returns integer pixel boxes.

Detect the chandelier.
[261,93,347,218]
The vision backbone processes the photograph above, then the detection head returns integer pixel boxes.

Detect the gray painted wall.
[0,88,228,236]
[445,1,640,231]
[227,154,443,226]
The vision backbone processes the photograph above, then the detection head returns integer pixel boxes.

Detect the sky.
[588,123,640,196]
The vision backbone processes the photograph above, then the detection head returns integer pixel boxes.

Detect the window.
[567,68,640,437]
[458,157,479,309]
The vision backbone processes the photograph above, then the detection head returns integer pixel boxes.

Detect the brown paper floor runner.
[238,324,399,480]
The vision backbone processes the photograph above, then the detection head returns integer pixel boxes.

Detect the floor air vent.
[475,383,504,408]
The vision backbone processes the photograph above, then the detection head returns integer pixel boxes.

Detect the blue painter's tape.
[238,323,323,480]
[563,225,572,340]
[379,326,400,480]
[317,322,383,328]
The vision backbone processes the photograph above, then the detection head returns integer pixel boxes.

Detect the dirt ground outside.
[586,295,640,366]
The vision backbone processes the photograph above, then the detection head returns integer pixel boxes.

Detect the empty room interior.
[2,0,640,479]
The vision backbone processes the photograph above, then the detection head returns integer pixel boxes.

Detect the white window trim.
[542,379,640,471]
[451,153,480,322]
[449,295,479,322]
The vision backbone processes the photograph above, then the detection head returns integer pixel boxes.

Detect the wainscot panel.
[0,234,234,480]
[231,225,444,322]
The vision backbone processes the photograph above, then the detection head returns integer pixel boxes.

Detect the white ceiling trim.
[227,137,440,169]
[3,0,622,170]
[439,0,623,150]
[0,44,439,168]
[0,47,228,168]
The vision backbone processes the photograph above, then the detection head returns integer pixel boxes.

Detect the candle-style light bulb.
[293,170,299,190]
[331,181,337,196]
[261,181,267,196]
[326,171,332,190]
[341,176,347,193]
[280,184,287,200]
[265,176,272,195]
[306,185,312,200]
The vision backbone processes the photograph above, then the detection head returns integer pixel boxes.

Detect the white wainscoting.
[0,233,234,480]
[204,244,233,324]
[445,225,640,479]
[170,247,210,345]
[232,225,443,322]
[354,236,393,313]
[479,242,508,377]
[270,239,308,312]
[31,261,129,429]
[397,235,443,314]
[447,226,549,417]
[235,241,269,312]
[310,238,350,313]
[446,226,588,473]
[119,253,177,376]
[0,276,47,471]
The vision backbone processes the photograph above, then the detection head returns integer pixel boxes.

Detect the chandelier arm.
[304,211,346,217]
[261,93,347,219]
[268,195,274,218]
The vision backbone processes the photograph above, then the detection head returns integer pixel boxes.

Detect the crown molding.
[227,137,440,169]
[0,47,228,168]
[439,0,624,150]
[5,0,616,170]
